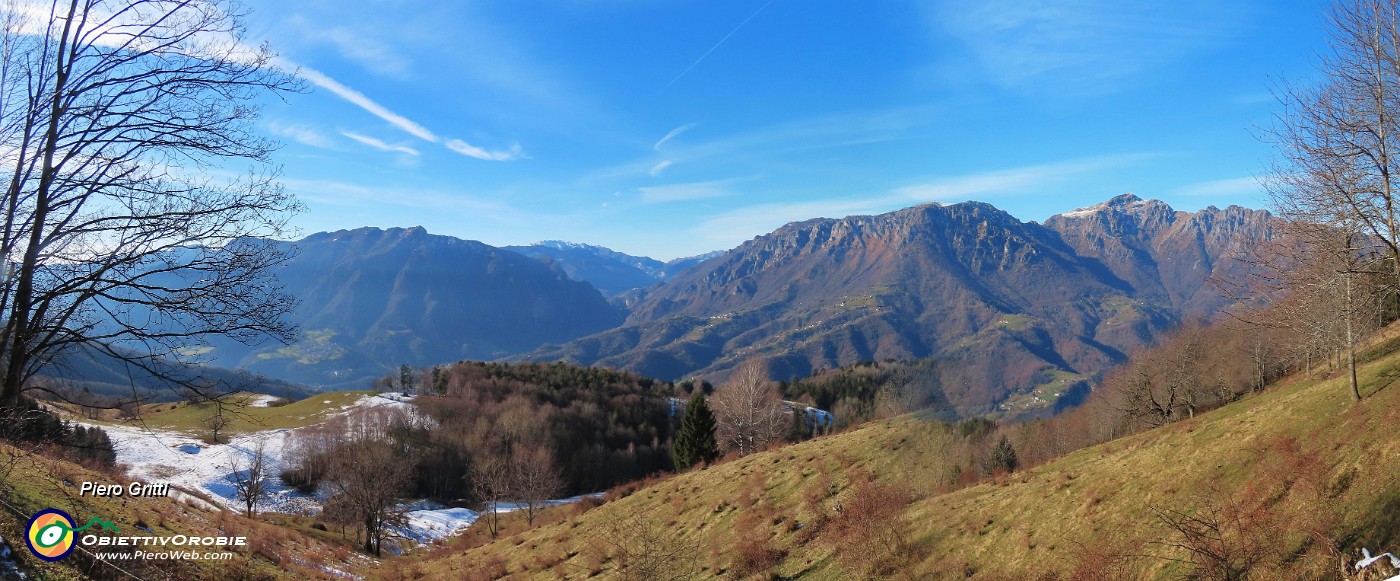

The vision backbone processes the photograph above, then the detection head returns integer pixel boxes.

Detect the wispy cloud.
[267,121,334,149]
[282,177,512,214]
[446,139,527,161]
[892,155,1151,201]
[654,123,698,150]
[584,107,928,184]
[281,59,528,161]
[695,198,900,248]
[312,24,408,77]
[290,62,439,142]
[694,154,1153,248]
[1170,176,1262,198]
[341,130,420,156]
[931,1,1248,92]
[662,0,779,92]
[638,179,739,203]
[649,160,673,176]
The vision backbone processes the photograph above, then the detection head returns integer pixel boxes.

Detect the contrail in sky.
[661,0,779,93]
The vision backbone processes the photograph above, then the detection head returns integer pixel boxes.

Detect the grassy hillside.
[398,337,1400,579]
[0,439,361,580]
[62,391,376,436]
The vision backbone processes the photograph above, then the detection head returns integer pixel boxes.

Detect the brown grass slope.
[0,440,364,580]
[406,337,1400,580]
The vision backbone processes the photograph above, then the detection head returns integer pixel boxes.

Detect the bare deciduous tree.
[227,437,268,518]
[1227,221,1387,400]
[0,0,303,411]
[1265,0,1400,287]
[710,360,786,456]
[512,443,562,526]
[1261,0,1400,403]
[203,397,229,443]
[469,453,510,539]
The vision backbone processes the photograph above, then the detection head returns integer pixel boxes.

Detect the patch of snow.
[1057,203,1109,218]
[1055,195,1148,219]
[83,392,437,541]
[397,506,479,544]
[91,423,324,515]
[0,536,27,580]
[247,394,281,407]
[488,493,603,514]
[1357,548,1400,572]
[317,564,363,580]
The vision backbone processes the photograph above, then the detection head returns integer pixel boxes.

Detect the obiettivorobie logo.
[25,509,119,562]
[24,507,247,563]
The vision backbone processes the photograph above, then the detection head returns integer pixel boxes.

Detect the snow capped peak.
[1055,193,1149,219]
[533,240,595,251]
[1107,193,1142,205]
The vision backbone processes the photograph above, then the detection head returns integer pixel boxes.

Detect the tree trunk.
[1347,272,1362,402]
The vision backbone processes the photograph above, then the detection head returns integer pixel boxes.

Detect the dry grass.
[0,440,361,580]
[392,327,1400,579]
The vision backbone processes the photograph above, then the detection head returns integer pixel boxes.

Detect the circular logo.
[25,509,76,562]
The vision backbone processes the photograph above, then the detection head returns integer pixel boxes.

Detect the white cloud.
[695,198,901,248]
[649,160,673,176]
[281,177,511,214]
[892,155,1150,201]
[341,130,420,156]
[583,107,926,184]
[638,179,738,203]
[302,21,412,78]
[267,122,333,149]
[287,61,439,143]
[1170,176,1262,197]
[931,0,1248,92]
[445,139,526,162]
[662,0,779,92]
[276,60,529,161]
[695,154,1154,248]
[654,123,698,150]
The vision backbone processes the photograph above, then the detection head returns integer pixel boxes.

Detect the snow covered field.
[86,393,481,544]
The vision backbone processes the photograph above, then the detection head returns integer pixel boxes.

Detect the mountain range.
[195,227,627,388]
[503,241,723,297]
[521,194,1276,417]
[110,194,1275,416]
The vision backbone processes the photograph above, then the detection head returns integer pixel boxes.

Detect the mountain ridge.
[520,196,1276,417]
[198,226,627,389]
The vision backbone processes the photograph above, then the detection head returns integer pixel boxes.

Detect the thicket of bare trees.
[469,443,563,537]
[283,406,417,555]
[325,439,412,556]
[0,0,302,412]
[1262,0,1400,402]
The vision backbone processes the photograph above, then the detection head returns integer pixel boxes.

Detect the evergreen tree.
[673,392,719,471]
[985,436,1019,475]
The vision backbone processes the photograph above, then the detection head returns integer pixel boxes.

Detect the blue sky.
[241,0,1326,260]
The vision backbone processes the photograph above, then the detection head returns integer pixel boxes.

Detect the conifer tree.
[985,436,1019,475]
[673,392,719,471]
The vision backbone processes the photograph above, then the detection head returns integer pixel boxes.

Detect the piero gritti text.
[79,481,171,498]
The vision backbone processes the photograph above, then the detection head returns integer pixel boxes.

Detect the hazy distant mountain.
[503,241,665,297]
[39,342,316,402]
[660,250,727,279]
[521,196,1278,417]
[200,227,626,389]
[503,241,728,296]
